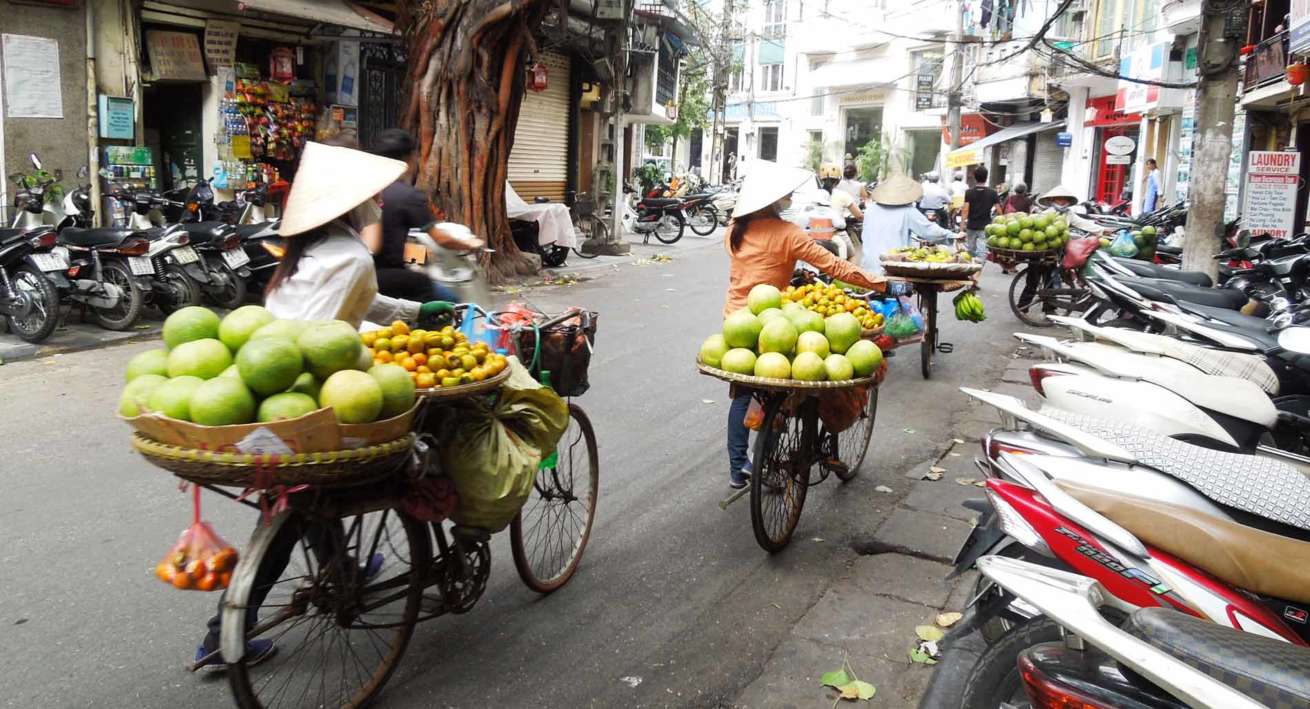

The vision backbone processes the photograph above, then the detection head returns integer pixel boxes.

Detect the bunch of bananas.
[953,291,986,323]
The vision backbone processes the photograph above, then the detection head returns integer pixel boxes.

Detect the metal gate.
[359,42,405,150]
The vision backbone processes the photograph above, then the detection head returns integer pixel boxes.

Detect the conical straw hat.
[1036,185,1080,207]
[278,142,408,237]
[870,174,923,206]
[734,160,815,217]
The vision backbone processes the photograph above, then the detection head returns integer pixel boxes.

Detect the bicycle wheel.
[573,216,605,259]
[833,385,879,481]
[653,213,685,244]
[225,506,430,709]
[919,289,937,380]
[750,396,815,552]
[510,403,600,593]
[687,204,719,236]
[1008,264,1089,327]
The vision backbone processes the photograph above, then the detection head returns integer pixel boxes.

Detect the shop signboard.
[204,20,239,70]
[97,95,134,140]
[145,30,206,82]
[1293,0,1310,54]
[2,34,62,118]
[1056,131,1073,148]
[1225,110,1247,223]
[1104,135,1136,156]
[1242,151,1300,239]
[939,114,992,147]
[915,73,935,110]
[1084,96,1141,127]
[1116,43,1170,114]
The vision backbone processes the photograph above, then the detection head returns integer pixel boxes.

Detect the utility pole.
[1182,0,1243,279]
[596,0,632,256]
[946,0,965,159]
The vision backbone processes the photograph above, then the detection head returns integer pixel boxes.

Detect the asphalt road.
[0,235,1020,708]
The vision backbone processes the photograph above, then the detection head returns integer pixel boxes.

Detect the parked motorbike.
[168,180,253,309]
[407,223,491,307]
[624,188,686,244]
[0,226,63,342]
[53,224,153,331]
[7,153,65,230]
[681,192,720,236]
[112,188,207,314]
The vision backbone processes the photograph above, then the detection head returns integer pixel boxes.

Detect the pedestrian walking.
[1004,183,1032,214]
[961,166,999,259]
[1141,158,1161,213]
[859,174,958,276]
[721,161,885,489]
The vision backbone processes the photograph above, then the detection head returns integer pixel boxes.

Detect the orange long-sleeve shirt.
[723,217,884,317]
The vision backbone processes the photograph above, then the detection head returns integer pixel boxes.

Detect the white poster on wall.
[1242,151,1301,239]
[2,34,62,118]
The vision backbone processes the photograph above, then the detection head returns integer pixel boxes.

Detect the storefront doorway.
[143,83,204,193]
[1093,125,1138,205]
[907,129,940,178]
[722,127,739,179]
[844,107,883,159]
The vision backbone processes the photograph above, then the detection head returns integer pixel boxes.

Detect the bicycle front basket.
[515,311,598,397]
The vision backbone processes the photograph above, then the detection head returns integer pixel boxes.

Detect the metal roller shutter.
[508,51,571,203]
[1031,130,1064,196]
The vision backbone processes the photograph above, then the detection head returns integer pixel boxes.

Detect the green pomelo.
[824,312,862,354]
[162,306,220,349]
[368,363,418,419]
[125,349,169,382]
[298,322,364,380]
[1045,225,1061,239]
[257,392,320,423]
[791,351,827,381]
[796,330,831,358]
[787,308,825,334]
[219,364,241,379]
[699,334,729,367]
[747,284,783,315]
[218,305,275,352]
[167,338,233,380]
[845,339,884,376]
[1006,221,1022,236]
[251,319,310,342]
[753,352,791,379]
[722,309,764,349]
[757,307,786,324]
[288,372,321,400]
[781,301,805,314]
[319,370,384,424]
[824,354,855,381]
[758,318,799,355]
[119,374,167,417]
[236,336,304,396]
[1019,216,1035,230]
[148,376,205,421]
[720,348,757,375]
[189,377,256,426]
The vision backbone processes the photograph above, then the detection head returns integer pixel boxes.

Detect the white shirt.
[919,182,950,210]
[265,220,419,329]
[860,203,955,275]
[834,179,863,202]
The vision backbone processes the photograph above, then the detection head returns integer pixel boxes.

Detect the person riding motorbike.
[722,160,886,489]
[859,174,959,276]
[193,142,454,670]
[834,163,866,203]
[820,162,863,255]
[918,171,950,226]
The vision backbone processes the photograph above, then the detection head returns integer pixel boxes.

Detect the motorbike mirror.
[77,166,88,179]
[28,153,42,170]
[1278,327,1310,354]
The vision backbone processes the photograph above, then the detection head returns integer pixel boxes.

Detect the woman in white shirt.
[860,175,958,276]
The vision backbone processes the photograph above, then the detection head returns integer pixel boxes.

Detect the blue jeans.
[432,281,460,304]
[728,393,752,477]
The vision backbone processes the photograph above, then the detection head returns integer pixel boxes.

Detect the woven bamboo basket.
[132,433,416,487]
[696,363,875,391]
[881,260,983,279]
[415,367,511,400]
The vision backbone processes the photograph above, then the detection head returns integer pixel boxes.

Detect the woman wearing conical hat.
[858,174,958,276]
[263,141,454,329]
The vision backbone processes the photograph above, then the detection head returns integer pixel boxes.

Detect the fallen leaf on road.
[936,612,963,628]
[701,399,715,404]
[903,428,916,434]
[620,676,642,688]
[820,669,850,688]
[908,648,938,665]
[839,681,876,700]
[874,485,893,494]
[955,477,977,486]
[813,537,825,543]
[916,625,945,642]
[953,438,964,444]
[821,660,877,702]
[974,480,988,487]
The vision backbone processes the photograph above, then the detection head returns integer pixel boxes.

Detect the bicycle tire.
[573,216,605,259]
[510,403,600,593]
[833,385,879,481]
[653,213,685,244]
[225,507,429,709]
[919,290,935,380]
[1008,266,1054,328]
[687,204,719,236]
[750,396,814,552]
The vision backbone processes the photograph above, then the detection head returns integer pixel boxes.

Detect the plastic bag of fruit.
[154,487,238,592]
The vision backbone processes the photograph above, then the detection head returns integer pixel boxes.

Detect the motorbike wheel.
[653,213,686,244]
[960,617,1063,709]
[203,259,248,310]
[687,204,719,236]
[4,265,60,343]
[92,260,145,331]
[718,207,732,226]
[540,244,569,268]
[156,262,202,315]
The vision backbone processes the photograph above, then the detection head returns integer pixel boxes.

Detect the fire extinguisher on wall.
[528,61,549,92]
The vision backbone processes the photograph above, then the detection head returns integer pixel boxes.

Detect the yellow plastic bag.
[436,357,569,532]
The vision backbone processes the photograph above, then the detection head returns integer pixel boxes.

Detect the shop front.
[1084,95,1142,206]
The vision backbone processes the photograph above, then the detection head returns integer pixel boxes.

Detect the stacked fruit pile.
[985,211,1069,253]
[953,291,986,323]
[1097,225,1159,260]
[362,323,508,390]
[782,283,885,331]
[698,285,884,382]
[882,245,974,263]
[119,306,417,426]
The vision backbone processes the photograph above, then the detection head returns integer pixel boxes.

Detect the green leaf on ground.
[916,625,945,642]
[936,612,963,628]
[909,647,938,665]
[820,669,850,688]
[838,680,876,700]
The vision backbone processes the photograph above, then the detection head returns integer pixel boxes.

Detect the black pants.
[375,267,434,303]
[1019,263,1060,314]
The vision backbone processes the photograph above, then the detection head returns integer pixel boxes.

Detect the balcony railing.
[1245,31,1289,91]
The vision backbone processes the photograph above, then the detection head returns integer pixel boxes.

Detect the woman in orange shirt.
[722,161,885,488]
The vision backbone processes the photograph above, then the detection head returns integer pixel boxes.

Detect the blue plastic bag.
[1109,230,1139,258]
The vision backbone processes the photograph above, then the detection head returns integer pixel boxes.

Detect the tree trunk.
[401,0,550,284]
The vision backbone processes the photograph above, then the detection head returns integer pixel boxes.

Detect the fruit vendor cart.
[698,363,884,552]
[130,305,600,709]
[882,261,982,380]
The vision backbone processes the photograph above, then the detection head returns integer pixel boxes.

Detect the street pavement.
[0,230,1032,708]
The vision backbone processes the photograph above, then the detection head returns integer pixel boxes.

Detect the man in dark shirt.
[962,165,999,259]
[369,129,483,301]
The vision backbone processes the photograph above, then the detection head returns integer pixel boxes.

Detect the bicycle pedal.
[937,342,955,353]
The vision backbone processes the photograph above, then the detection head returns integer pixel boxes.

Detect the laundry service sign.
[1242,151,1301,239]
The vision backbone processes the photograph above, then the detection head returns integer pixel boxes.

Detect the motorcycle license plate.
[30,252,69,272]
[128,256,154,276]
[171,246,200,264]
[222,247,251,268]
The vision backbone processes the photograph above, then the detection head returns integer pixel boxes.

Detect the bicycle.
[995,247,1094,327]
[569,192,604,259]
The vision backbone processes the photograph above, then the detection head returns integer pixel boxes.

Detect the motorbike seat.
[1125,608,1310,702]
[175,222,229,245]
[1155,243,1182,256]
[1059,479,1310,604]
[1172,302,1281,351]
[235,222,278,239]
[0,227,43,244]
[1039,408,1310,533]
[1110,257,1212,287]
[641,198,682,209]
[58,227,134,248]
[1120,276,1248,310]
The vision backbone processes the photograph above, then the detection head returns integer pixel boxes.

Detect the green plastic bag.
[436,357,569,532]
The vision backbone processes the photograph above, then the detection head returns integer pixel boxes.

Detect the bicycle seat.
[58,227,135,248]
[641,198,682,208]
[1110,257,1212,287]
[1126,608,1310,703]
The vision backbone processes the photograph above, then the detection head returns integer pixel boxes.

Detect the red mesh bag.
[154,487,237,592]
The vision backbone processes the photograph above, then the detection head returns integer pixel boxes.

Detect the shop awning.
[239,0,393,33]
[810,59,893,89]
[945,120,1065,168]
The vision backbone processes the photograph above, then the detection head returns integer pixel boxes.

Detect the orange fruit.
[391,335,409,352]
[218,571,231,588]
[416,365,431,374]
[435,369,450,379]
[411,353,427,366]
[196,574,217,592]
[361,331,377,347]
[172,572,193,590]
[391,320,410,336]
[400,358,417,372]
[416,372,436,388]
[375,350,394,364]
[155,561,176,583]
[407,339,424,355]
[186,560,206,579]
[208,548,237,572]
